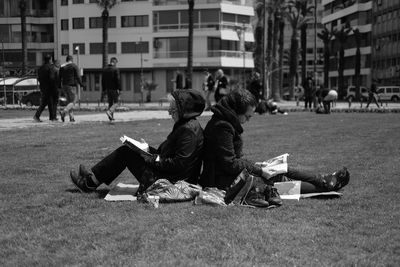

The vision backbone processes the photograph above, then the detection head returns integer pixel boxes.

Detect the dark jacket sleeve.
[115,68,121,91]
[74,64,83,86]
[214,122,262,177]
[144,126,198,173]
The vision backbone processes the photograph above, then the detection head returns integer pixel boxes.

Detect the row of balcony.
[154,21,252,32]
[153,0,252,6]
[153,50,252,59]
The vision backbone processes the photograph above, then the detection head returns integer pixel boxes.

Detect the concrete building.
[0,0,55,76]
[321,0,373,94]
[371,0,400,85]
[55,0,255,103]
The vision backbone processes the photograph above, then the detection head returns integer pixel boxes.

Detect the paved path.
[1,100,398,131]
[0,110,213,131]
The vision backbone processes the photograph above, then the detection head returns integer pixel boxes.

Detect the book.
[120,135,151,156]
[274,181,343,201]
[256,153,289,179]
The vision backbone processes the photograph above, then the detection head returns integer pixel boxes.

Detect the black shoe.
[33,115,42,122]
[243,188,270,208]
[264,185,283,206]
[70,169,96,193]
[321,167,350,191]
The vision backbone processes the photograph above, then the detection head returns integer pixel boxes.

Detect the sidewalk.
[0,100,399,131]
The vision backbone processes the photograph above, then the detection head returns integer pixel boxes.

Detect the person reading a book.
[199,89,349,207]
[70,89,205,194]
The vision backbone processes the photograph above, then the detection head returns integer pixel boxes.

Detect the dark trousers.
[107,90,119,110]
[91,145,146,185]
[304,96,313,109]
[35,91,57,120]
[366,93,380,108]
[284,167,325,193]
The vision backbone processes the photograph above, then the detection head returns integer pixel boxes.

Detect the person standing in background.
[59,55,83,122]
[102,57,121,121]
[34,54,59,122]
[173,70,183,90]
[214,69,228,103]
[203,70,215,110]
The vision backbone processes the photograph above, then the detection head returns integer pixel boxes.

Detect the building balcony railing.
[153,0,253,7]
[153,50,252,59]
[154,22,252,32]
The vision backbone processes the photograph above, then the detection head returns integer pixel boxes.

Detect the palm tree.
[317,26,332,88]
[186,0,194,89]
[19,0,27,76]
[96,0,118,68]
[297,0,314,85]
[278,18,285,97]
[353,28,361,101]
[332,25,351,98]
[253,0,265,74]
[286,2,310,99]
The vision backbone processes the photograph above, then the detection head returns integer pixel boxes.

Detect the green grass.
[0,113,399,266]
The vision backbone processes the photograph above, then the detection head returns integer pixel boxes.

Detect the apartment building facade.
[0,0,55,76]
[56,0,255,102]
[321,0,372,93]
[371,0,400,85]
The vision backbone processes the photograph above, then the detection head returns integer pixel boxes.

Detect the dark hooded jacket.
[143,89,205,184]
[199,96,262,190]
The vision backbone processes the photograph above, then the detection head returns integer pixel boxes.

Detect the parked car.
[345,86,368,101]
[376,86,400,102]
[0,92,20,105]
[21,91,41,106]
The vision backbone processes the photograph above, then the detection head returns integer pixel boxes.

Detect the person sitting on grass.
[70,89,205,194]
[199,89,349,207]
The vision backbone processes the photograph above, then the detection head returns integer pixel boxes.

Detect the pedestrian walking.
[102,57,121,121]
[33,54,59,122]
[214,69,228,103]
[59,55,83,122]
[365,83,380,108]
[203,70,215,110]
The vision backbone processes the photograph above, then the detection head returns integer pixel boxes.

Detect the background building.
[371,0,400,85]
[0,0,55,76]
[322,0,373,95]
[56,0,255,103]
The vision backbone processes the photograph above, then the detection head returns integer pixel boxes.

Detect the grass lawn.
[0,112,399,266]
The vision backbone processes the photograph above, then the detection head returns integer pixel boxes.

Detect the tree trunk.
[186,0,194,89]
[102,9,109,68]
[338,46,345,99]
[323,42,330,88]
[278,20,285,98]
[265,16,273,99]
[289,37,298,99]
[355,47,361,100]
[19,0,27,76]
[271,14,280,101]
[300,24,307,84]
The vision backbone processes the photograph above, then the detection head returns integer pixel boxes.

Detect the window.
[61,19,69,30]
[61,0,68,5]
[72,18,85,29]
[90,42,116,54]
[61,44,69,56]
[121,15,149,27]
[73,43,85,54]
[89,17,116,28]
[73,0,84,4]
[121,42,149,53]
[89,0,98,3]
